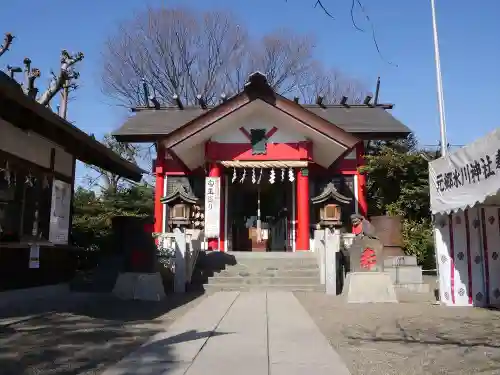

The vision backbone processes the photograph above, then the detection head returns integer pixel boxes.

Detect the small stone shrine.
[311,182,352,229]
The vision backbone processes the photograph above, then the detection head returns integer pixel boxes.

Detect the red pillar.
[356,142,368,217]
[154,144,166,236]
[296,167,310,251]
[207,162,225,251]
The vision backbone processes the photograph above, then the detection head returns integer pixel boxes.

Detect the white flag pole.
[431,0,448,157]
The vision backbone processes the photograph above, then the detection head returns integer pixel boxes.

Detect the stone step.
[207,276,321,286]
[225,262,320,272]
[203,284,325,293]
[384,256,418,267]
[394,283,431,293]
[385,266,423,284]
[216,269,320,278]
[226,251,316,260]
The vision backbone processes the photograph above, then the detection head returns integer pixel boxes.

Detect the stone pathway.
[101,292,351,375]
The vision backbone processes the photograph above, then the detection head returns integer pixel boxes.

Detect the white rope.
[220,160,307,168]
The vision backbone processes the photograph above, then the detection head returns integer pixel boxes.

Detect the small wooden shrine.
[160,177,202,230]
[311,182,352,228]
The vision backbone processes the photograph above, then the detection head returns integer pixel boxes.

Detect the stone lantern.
[161,179,200,230]
[311,182,352,229]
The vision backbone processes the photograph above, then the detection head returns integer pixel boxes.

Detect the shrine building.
[113,72,410,252]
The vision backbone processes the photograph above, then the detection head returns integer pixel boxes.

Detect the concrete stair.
[201,252,325,293]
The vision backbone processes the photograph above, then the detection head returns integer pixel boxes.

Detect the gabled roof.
[0,72,144,182]
[311,182,352,205]
[148,72,360,150]
[113,76,410,143]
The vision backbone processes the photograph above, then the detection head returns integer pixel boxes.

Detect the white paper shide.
[204,177,220,238]
[49,179,71,244]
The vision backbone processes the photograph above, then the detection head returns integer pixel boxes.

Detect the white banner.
[204,177,221,238]
[429,128,500,215]
[49,179,71,244]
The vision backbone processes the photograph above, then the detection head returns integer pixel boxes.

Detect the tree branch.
[37,50,84,106]
[314,0,335,18]
[22,58,40,98]
[0,32,13,58]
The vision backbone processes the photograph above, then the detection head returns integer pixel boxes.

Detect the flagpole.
[430,0,448,157]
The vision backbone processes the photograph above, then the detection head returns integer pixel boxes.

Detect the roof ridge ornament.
[245,71,268,88]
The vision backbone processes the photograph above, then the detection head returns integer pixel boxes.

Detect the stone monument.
[341,214,398,303]
[112,217,166,301]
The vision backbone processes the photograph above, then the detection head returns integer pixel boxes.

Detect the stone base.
[113,272,166,301]
[342,272,398,304]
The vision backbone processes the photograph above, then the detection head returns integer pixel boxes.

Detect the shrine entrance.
[226,168,294,252]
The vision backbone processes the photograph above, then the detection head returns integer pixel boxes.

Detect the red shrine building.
[113,72,410,252]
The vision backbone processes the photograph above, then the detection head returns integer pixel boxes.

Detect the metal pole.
[430,0,448,157]
[257,185,262,242]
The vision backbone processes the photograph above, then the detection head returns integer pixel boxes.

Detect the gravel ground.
[296,292,500,375]
[0,292,206,375]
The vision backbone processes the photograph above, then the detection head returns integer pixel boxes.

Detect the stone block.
[384,255,418,267]
[385,265,423,284]
[348,236,384,272]
[113,272,166,301]
[394,283,431,293]
[342,272,398,303]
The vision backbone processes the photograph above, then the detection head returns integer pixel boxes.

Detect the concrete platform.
[342,272,398,304]
[112,272,166,301]
[100,291,351,375]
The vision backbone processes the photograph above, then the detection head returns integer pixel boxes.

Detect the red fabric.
[352,223,362,235]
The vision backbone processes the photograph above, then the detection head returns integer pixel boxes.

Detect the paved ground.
[3,289,500,375]
[296,292,500,375]
[0,292,206,375]
[101,291,351,375]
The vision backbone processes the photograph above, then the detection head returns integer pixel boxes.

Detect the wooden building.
[113,72,410,252]
[0,72,143,290]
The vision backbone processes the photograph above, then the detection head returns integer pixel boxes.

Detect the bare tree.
[1,32,84,107]
[0,33,13,58]
[84,134,153,193]
[101,6,367,107]
[307,0,395,66]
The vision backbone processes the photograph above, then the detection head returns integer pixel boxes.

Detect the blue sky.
[2,0,499,179]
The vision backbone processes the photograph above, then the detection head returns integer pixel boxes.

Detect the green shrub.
[401,218,435,269]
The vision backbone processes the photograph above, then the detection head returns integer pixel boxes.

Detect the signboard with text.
[204,177,221,238]
[49,179,71,244]
[429,128,500,214]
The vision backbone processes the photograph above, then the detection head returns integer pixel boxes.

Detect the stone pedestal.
[383,256,429,293]
[342,272,398,303]
[113,272,166,301]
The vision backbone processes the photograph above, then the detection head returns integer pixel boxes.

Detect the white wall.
[210,116,307,143]
[1,118,73,177]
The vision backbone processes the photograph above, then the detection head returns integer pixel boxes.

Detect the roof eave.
[0,73,145,182]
